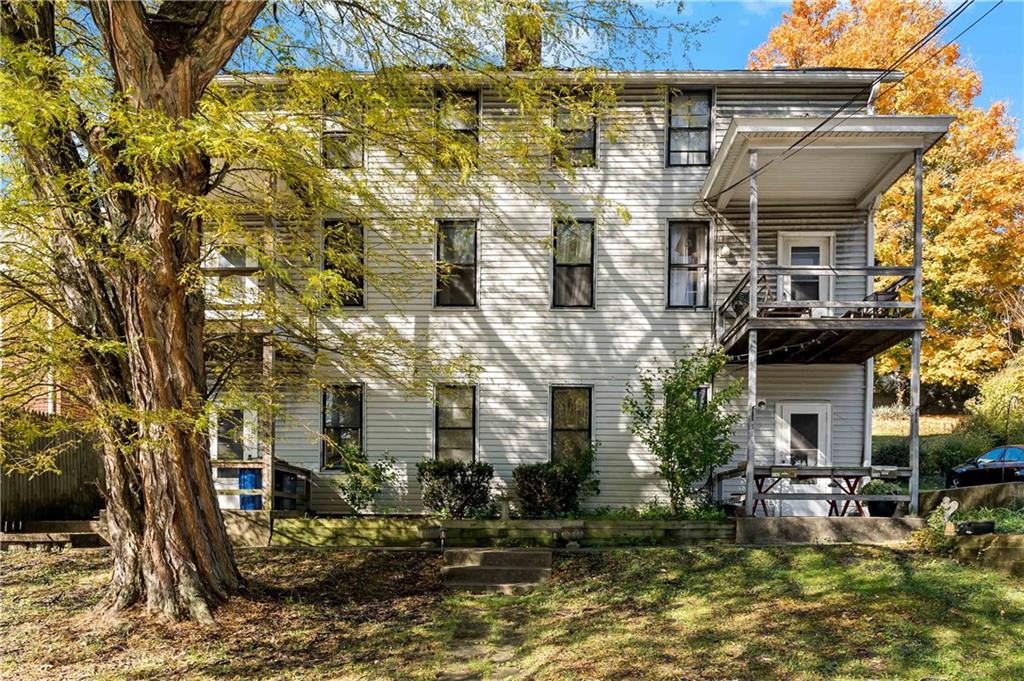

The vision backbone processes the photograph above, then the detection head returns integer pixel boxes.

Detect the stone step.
[442,565,551,585]
[444,548,552,568]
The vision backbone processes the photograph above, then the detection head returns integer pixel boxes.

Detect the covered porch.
[703,114,953,515]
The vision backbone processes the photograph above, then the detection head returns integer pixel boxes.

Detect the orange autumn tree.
[750,0,1024,394]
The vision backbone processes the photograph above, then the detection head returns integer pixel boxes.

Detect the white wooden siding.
[271,80,875,513]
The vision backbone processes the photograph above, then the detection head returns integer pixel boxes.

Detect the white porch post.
[909,148,923,515]
[744,150,758,516]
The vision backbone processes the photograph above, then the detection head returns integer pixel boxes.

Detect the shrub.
[584,502,726,521]
[873,439,910,467]
[416,459,493,518]
[512,443,599,518]
[326,442,398,514]
[965,358,1024,441]
[922,431,993,477]
[860,479,905,496]
[622,348,743,513]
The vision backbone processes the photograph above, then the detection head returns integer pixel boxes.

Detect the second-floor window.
[436,219,477,307]
[553,219,594,308]
[323,385,363,470]
[323,219,364,307]
[667,90,711,166]
[668,221,709,308]
[554,107,597,168]
[435,385,476,462]
[322,116,364,169]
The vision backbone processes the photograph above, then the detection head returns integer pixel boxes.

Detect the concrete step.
[0,531,106,551]
[19,520,105,534]
[444,548,552,568]
[442,565,551,585]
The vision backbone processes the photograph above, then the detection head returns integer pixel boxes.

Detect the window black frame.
[552,219,595,309]
[667,221,710,309]
[323,219,365,307]
[435,89,481,166]
[435,219,478,307]
[553,107,598,168]
[321,384,363,470]
[550,386,593,464]
[434,384,477,462]
[666,89,712,168]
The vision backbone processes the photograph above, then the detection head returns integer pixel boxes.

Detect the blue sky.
[647,0,1024,154]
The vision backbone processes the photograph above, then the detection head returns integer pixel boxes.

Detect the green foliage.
[416,459,493,519]
[873,439,910,467]
[583,502,727,521]
[326,441,398,514]
[952,506,1024,535]
[965,358,1024,442]
[512,442,600,518]
[860,479,905,496]
[910,508,955,554]
[622,348,742,513]
[921,431,994,477]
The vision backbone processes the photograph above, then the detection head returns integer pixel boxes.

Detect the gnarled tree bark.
[1,0,265,622]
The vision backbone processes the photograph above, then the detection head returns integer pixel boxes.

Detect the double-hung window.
[322,385,363,470]
[551,387,592,464]
[436,90,479,167]
[668,221,709,308]
[435,385,476,462]
[322,115,364,169]
[667,90,711,166]
[323,219,364,307]
[553,219,594,308]
[554,107,597,168]
[205,245,259,310]
[436,220,477,307]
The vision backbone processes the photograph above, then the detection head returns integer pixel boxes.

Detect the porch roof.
[701,115,953,211]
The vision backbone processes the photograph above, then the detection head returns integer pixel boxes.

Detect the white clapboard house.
[204,57,951,517]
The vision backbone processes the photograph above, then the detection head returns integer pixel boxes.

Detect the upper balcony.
[702,114,952,365]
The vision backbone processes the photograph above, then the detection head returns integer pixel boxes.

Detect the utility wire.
[701,0,975,208]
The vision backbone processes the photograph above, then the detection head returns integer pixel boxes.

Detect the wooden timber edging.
[951,533,1024,578]
[269,517,738,548]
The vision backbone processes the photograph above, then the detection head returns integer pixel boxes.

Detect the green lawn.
[2,546,1023,680]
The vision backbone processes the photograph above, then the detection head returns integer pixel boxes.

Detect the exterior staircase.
[442,548,552,594]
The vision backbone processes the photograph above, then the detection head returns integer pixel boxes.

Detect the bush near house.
[512,443,599,518]
[416,459,493,518]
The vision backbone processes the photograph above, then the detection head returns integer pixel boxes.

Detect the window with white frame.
[209,407,259,461]
[775,402,831,467]
[204,245,259,309]
[323,385,363,470]
[435,385,476,462]
[551,386,592,464]
[322,114,364,169]
[668,221,709,308]
[553,219,595,308]
[667,90,711,166]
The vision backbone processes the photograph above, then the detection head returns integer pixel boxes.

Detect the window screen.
[553,220,594,308]
[551,387,592,464]
[436,385,476,462]
[324,220,364,307]
[436,220,477,306]
[668,91,711,166]
[668,222,709,308]
[323,385,363,469]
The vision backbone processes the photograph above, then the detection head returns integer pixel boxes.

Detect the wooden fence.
[1,419,104,527]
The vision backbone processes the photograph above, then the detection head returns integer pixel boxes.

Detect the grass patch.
[2,546,1023,680]
[953,506,1024,534]
[873,413,964,437]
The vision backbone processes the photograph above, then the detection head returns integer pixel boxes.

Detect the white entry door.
[775,402,831,466]
[778,233,834,309]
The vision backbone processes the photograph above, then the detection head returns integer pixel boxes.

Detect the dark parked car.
[946,446,1024,488]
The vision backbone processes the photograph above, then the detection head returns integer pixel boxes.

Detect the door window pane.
[551,387,591,465]
[789,412,819,466]
[668,222,708,308]
[217,409,245,460]
[436,385,475,462]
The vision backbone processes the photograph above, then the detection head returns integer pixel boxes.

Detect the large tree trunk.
[2,0,264,622]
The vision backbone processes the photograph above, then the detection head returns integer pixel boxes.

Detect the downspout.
[867,82,881,115]
[863,195,882,466]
